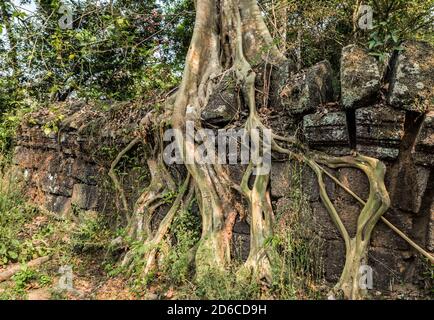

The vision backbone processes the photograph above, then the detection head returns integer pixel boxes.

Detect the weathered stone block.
[388,41,434,113]
[311,202,341,240]
[71,184,99,210]
[334,202,363,238]
[13,146,49,169]
[414,112,434,167]
[341,45,381,109]
[201,79,238,125]
[324,240,345,282]
[71,159,98,185]
[280,60,334,114]
[302,169,320,202]
[355,105,405,160]
[371,212,413,250]
[36,157,74,197]
[337,167,370,203]
[40,173,74,197]
[45,194,71,214]
[303,111,351,155]
[368,247,407,290]
[270,162,292,198]
[392,166,430,214]
[301,167,336,203]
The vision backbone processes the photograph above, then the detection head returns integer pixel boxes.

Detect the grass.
[0,175,46,266]
[268,162,325,299]
[0,151,323,300]
[126,162,325,300]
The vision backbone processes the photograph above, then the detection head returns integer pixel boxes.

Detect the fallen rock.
[341,45,381,109]
[280,60,334,114]
[388,41,434,113]
[355,105,406,160]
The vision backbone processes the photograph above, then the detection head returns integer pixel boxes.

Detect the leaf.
[8,251,18,259]
[0,243,6,255]
[43,127,52,136]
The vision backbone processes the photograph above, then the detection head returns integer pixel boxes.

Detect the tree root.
[306,153,390,299]
[122,174,191,276]
[111,0,432,301]
[317,161,434,263]
[239,163,274,283]
[109,137,141,217]
[0,256,50,282]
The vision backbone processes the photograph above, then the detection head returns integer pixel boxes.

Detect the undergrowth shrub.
[0,176,46,265]
[268,162,324,299]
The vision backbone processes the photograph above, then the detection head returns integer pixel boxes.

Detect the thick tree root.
[112,0,432,301]
[0,256,50,282]
[238,163,274,283]
[306,153,390,299]
[109,137,141,216]
[140,174,192,277]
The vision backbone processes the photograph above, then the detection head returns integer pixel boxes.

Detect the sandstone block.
[341,45,381,109]
[388,41,434,113]
[280,60,334,114]
[355,105,405,160]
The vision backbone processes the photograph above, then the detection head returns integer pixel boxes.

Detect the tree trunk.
[121,0,393,299]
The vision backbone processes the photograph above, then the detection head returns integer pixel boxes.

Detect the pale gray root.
[140,174,192,278]
[319,164,434,263]
[109,137,141,217]
[0,256,50,282]
[306,153,390,300]
[113,0,428,301]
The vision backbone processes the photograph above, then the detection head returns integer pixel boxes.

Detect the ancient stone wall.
[271,40,433,294]
[9,41,434,295]
[11,102,150,217]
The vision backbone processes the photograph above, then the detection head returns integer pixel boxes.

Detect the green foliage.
[70,211,112,253]
[267,163,324,299]
[163,199,201,284]
[0,266,52,300]
[0,106,35,168]
[194,267,261,300]
[262,0,433,71]
[366,0,434,62]
[0,0,194,123]
[0,178,49,265]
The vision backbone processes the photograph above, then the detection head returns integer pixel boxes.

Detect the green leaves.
[366,0,433,62]
[0,185,44,266]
